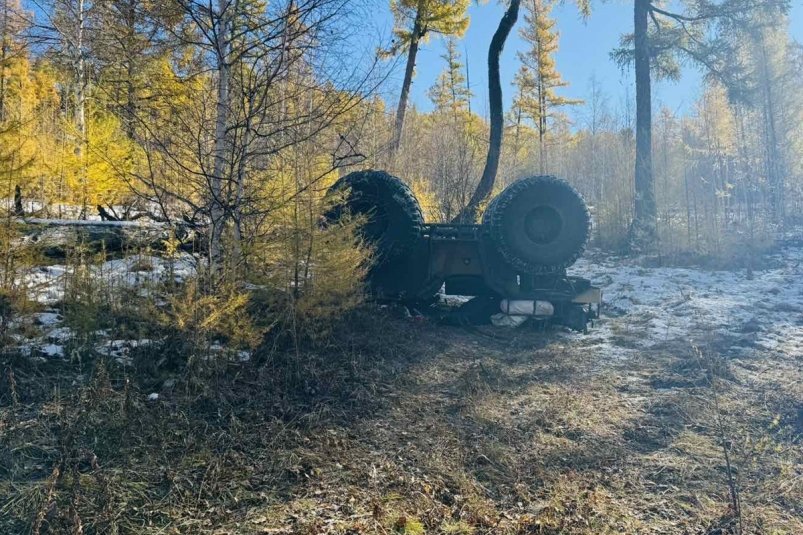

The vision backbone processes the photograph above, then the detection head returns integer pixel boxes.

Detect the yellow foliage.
[0,55,57,200]
[692,82,737,157]
[158,277,264,351]
[243,146,368,334]
[37,110,137,208]
[428,38,472,114]
[390,0,471,49]
[408,177,438,222]
[252,214,366,321]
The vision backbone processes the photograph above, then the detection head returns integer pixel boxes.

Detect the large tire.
[325,170,424,263]
[483,176,591,273]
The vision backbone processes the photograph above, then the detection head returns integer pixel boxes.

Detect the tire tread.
[483,175,591,274]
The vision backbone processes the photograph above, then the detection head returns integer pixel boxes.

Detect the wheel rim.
[524,205,563,245]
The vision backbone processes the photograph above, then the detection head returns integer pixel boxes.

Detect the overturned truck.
[326,171,601,332]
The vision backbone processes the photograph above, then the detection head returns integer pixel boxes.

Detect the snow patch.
[38,344,65,359]
[33,311,63,326]
[95,339,154,366]
[569,244,803,359]
[21,254,198,305]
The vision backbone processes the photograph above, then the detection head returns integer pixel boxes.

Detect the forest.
[0,0,802,534]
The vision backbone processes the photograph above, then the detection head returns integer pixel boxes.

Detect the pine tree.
[427,38,472,115]
[0,0,38,214]
[387,0,470,151]
[91,0,182,139]
[514,0,580,174]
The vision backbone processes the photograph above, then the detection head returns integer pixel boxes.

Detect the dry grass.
[1,305,801,534]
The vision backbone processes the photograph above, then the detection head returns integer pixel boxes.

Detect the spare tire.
[325,170,424,263]
[483,176,591,273]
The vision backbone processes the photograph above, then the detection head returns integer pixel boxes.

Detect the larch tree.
[742,17,792,223]
[167,0,277,268]
[684,5,798,226]
[426,37,479,221]
[456,0,588,222]
[91,0,183,140]
[631,0,654,251]
[0,0,27,213]
[167,0,379,271]
[427,37,471,115]
[170,0,300,268]
[514,0,580,174]
[33,0,96,217]
[1,0,26,122]
[693,83,738,249]
[387,0,470,152]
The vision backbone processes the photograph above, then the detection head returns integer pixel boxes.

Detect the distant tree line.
[0,0,799,275]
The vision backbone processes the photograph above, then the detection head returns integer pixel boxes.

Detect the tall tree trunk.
[630,0,657,251]
[210,0,232,268]
[393,14,422,152]
[455,0,521,223]
[76,0,88,219]
[0,0,8,122]
[534,0,547,174]
[464,44,472,115]
[232,89,256,269]
[13,184,23,215]
[758,38,783,224]
[538,89,547,173]
[125,63,135,138]
[124,0,137,139]
[511,93,523,184]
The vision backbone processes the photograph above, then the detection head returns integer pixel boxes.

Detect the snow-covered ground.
[569,244,803,361]
[7,252,258,366]
[6,244,802,366]
[7,254,198,362]
[20,254,197,305]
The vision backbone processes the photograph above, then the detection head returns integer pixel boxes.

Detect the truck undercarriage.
[326,171,602,331]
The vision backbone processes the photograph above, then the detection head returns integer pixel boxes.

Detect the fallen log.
[14,218,202,258]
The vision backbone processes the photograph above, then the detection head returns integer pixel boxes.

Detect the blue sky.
[374,1,803,123]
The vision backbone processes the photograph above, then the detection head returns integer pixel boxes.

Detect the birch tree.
[163,0,379,271]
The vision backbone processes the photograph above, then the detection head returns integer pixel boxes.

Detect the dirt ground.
[1,246,801,534]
